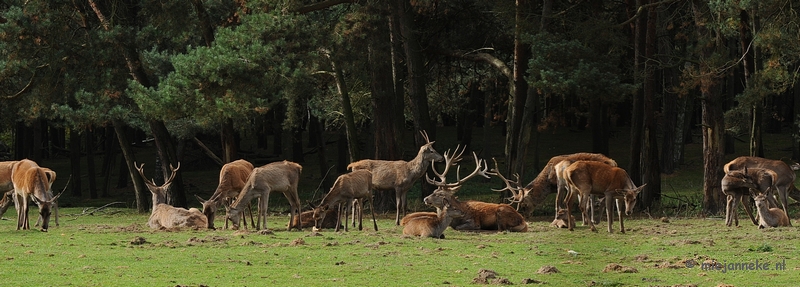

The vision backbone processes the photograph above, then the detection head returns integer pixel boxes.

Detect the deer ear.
[195,194,207,204]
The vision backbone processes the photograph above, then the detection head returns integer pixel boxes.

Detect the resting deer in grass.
[754,194,791,228]
[9,159,61,231]
[563,161,645,233]
[226,160,303,231]
[313,169,377,232]
[136,163,207,230]
[290,209,341,229]
[500,153,617,219]
[423,147,528,232]
[724,156,793,217]
[403,198,464,238]
[196,159,255,229]
[721,167,778,227]
[347,130,444,225]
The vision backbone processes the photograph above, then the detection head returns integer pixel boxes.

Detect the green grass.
[1,208,798,286]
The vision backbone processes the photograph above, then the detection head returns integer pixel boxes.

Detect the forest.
[2,0,800,217]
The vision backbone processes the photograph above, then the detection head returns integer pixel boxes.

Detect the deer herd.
[0,131,797,236]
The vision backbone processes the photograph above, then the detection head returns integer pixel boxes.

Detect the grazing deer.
[313,170,377,231]
[0,161,19,219]
[10,159,61,231]
[136,163,207,230]
[500,153,617,218]
[226,160,303,231]
[423,148,528,232]
[403,198,464,238]
[196,159,255,229]
[754,194,791,228]
[563,161,645,233]
[721,167,778,227]
[724,156,793,218]
[347,130,444,225]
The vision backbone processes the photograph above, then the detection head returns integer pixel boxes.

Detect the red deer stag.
[563,161,645,233]
[724,156,793,218]
[347,130,444,225]
[501,153,617,219]
[721,167,778,227]
[403,198,464,238]
[196,159,255,229]
[10,159,60,231]
[313,170,377,232]
[753,194,791,228]
[226,160,303,231]
[423,148,528,232]
[136,163,207,230]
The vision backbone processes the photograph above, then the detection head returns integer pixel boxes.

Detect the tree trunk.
[628,0,646,186]
[692,0,725,215]
[506,0,530,175]
[69,128,82,197]
[640,1,661,209]
[101,126,117,197]
[86,128,98,199]
[113,120,148,213]
[324,49,360,163]
[221,118,237,163]
[310,115,332,192]
[291,128,304,163]
[590,97,609,155]
[149,120,187,208]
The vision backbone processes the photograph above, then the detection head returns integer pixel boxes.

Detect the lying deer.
[497,153,617,218]
[347,130,443,225]
[563,161,645,233]
[136,163,208,230]
[196,159,255,229]
[10,159,60,231]
[724,156,792,218]
[403,198,464,238]
[290,209,341,229]
[313,169,377,231]
[423,148,528,232]
[721,167,777,227]
[754,194,791,228]
[226,160,303,231]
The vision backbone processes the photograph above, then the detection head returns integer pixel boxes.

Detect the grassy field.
[0,208,797,286]
[4,127,800,286]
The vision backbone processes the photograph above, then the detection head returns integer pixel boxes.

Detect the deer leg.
[777,186,791,226]
[260,193,270,230]
[368,196,378,231]
[564,191,576,231]
[335,203,343,232]
[739,194,757,226]
[14,193,23,230]
[615,198,623,234]
[394,189,403,226]
[724,194,736,227]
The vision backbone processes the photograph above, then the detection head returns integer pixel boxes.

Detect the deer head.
[614,183,646,216]
[136,162,181,206]
[419,130,444,163]
[31,175,68,232]
[425,146,490,191]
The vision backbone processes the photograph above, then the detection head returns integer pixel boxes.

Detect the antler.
[486,158,523,203]
[427,145,466,184]
[135,162,181,187]
[420,130,435,145]
[426,148,490,189]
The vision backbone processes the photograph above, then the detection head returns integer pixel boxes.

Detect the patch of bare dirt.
[116,224,142,232]
[602,263,638,273]
[634,254,650,262]
[536,265,560,274]
[471,269,512,285]
[520,278,544,284]
[290,238,305,246]
[130,236,147,245]
[187,236,229,244]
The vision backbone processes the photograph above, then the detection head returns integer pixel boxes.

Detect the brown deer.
[502,153,617,218]
[226,160,303,231]
[402,198,464,238]
[10,159,60,231]
[313,169,377,231]
[563,161,645,233]
[753,194,791,228]
[136,163,207,230]
[196,159,255,229]
[721,167,777,227]
[724,156,793,217]
[347,130,444,225]
[1,162,61,227]
[423,148,528,232]
[290,209,341,229]
[400,211,438,226]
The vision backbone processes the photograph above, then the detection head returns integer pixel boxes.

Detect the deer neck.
[407,154,430,180]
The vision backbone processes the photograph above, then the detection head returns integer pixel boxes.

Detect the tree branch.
[435,49,512,79]
[295,0,356,14]
[192,137,224,167]
[618,0,681,28]
[3,64,48,99]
